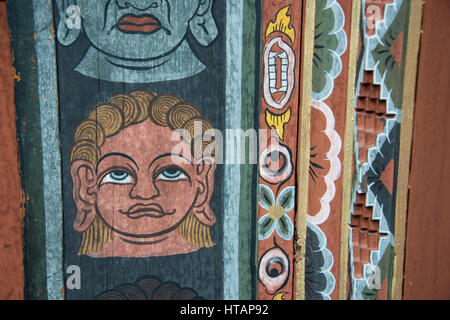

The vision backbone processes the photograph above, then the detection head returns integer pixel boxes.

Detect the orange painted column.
[0,1,25,300]
[256,2,303,300]
[403,0,450,300]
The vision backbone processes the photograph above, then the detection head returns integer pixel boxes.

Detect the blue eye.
[157,167,187,181]
[101,170,134,185]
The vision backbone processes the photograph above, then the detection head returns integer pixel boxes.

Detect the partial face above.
[78,0,201,60]
[93,120,206,237]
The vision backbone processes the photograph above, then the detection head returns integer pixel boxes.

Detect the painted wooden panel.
[5,0,423,300]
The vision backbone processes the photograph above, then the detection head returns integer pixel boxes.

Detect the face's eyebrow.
[148,153,192,169]
[96,152,139,171]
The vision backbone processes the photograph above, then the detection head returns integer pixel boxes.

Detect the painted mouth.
[263,37,296,110]
[121,203,175,219]
[268,50,289,101]
[117,14,162,34]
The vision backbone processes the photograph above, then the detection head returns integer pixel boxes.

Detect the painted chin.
[117,14,162,34]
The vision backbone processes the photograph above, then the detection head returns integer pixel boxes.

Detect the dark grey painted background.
[55,0,226,300]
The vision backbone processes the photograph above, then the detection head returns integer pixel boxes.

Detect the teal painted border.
[224,0,244,300]
[7,0,64,300]
[32,0,64,300]
[239,0,260,300]
[7,0,47,300]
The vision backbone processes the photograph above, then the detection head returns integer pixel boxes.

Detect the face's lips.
[117,14,162,34]
[120,203,175,219]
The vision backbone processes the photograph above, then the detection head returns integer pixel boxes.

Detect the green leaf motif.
[277,186,296,212]
[312,0,347,101]
[276,214,294,241]
[259,184,275,210]
[258,214,276,240]
[369,0,410,110]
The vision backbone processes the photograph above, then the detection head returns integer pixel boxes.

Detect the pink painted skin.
[96,122,197,238]
[72,120,216,258]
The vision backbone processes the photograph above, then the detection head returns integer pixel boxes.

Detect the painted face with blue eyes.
[101,166,187,185]
[90,119,215,255]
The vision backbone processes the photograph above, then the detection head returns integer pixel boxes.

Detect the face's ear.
[189,0,218,47]
[55,0,81,46]
[70,160,98,232]
[192,158,217,226]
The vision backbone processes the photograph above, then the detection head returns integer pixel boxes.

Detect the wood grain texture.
[295,0,315,300]
[403,0,450,300]
[391,0,423,300]
[0,1,25,300]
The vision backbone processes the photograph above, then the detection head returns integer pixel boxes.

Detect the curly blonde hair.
[71,90,216,255]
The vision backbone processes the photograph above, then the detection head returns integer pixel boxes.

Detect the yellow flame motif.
[272,291,288,300]
[265,6,296,44]
[265,107,292,141]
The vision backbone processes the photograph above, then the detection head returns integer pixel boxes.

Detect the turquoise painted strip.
[224,0,244,300]
[8,0,47,299]
[32,0,64,300]
[239,0,259,299]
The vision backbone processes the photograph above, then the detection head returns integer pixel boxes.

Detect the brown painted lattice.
[350,193,388,278]
[356,71,395,164]
[352,71,391,278]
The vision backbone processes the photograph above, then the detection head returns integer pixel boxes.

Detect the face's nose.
[116,0,163,11]
[129,174,160,201]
